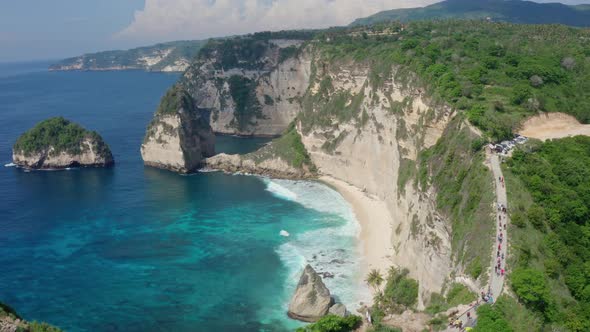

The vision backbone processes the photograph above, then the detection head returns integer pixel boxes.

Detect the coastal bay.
[0,64,363,331]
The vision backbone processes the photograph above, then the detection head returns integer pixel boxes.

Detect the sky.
[0,0,589,62]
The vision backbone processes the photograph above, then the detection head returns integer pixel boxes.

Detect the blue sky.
[0,0,588,62]
[0,0,144,61]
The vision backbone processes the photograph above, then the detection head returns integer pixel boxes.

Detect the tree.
[473,304,513,332]
[511,268,551,312]
[366,269,384,293]
[296,315,362,332]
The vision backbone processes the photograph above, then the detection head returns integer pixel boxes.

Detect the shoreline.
[318,176,393,297]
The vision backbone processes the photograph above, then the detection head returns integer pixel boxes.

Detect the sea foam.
[4,162,16,167]
[266,178,366,313]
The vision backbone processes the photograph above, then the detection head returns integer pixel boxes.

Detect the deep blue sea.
[0,62,363,331]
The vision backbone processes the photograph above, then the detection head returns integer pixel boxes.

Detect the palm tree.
[366,269,384,293]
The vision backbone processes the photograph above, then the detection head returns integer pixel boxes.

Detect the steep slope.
[141,85,215,173]
[180,32,314,136]
[351,0,590,27]
[50,40,206,72]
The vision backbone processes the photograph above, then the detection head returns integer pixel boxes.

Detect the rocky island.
[12,117,114,169]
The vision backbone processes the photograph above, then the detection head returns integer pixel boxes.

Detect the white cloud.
[116,0,437,42]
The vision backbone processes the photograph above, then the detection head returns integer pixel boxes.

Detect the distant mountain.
[49,40,206,72]
[350,0,590,27]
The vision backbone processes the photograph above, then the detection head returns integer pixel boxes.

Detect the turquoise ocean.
[0,62,365,331]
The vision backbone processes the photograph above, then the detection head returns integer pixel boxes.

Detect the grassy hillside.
[312,20,590,140]
[351,0,590,27]
[50,40,206,71]
[501,137,590,331]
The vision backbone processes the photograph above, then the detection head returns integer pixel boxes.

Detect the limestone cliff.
[180,35,312,136]
[141,85,215,173]
[144,30,491,308]
[12,117,114,169]
[297,55,455,308]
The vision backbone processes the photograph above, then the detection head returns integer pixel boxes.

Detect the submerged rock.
[329,303,349,317]
[288,264,333,322]
[12,117,114,169]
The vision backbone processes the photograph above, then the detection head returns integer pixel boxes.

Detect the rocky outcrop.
[328,303,349,317]
[203,153,313,179]
[181,36,312,136]
[12,117,114,169]
[288,265,334,322]
[141,85,215,173]
[1,302,62,332]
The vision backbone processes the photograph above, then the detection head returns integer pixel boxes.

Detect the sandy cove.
[319,176,393,282]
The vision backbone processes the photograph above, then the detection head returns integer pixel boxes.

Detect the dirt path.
[519,112,590,141]
[445,152,508,331]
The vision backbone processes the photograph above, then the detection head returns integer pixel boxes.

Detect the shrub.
[296,315,362,332]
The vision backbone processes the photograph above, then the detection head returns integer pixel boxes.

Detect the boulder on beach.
[288,264,334,322]
[329,303,349,317]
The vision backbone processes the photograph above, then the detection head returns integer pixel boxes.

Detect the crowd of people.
[447,155,509,331]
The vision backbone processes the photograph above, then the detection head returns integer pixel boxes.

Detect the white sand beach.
[319,176,393,281]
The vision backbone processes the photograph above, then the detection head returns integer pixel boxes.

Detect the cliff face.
[181,38,312,136]
[144,34,483,305]
[13,139,113,169]
[141,86,215,173]
[297,55,454,307]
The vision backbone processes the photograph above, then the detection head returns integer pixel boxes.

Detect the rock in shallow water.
[329,303,349,317]
[288,264,333,322]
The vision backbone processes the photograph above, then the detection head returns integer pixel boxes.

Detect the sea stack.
[12,117,114,169]
[141,84,215,173]
[288,264,334,322]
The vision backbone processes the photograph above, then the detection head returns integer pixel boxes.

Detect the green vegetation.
[199,30,313,70]
[1,301,62,332]
[501,136,590,330]
[296,315,362,332]
[351,0,590,27]
[246,123,315,170]
[418,117,494,280]
[426,283,477,315]
[366,269,385,292]
[310,20,590,140]
[372,267,419,314]
[473,303,512,332]
[156,84,195,115]
[51,40,206,71]
[13,117,111,158]
[227,75,263,130]
[279,45,301,63]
